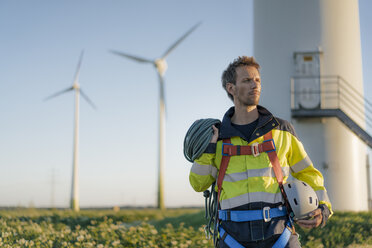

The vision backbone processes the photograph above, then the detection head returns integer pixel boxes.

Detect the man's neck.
[231,105,259,125]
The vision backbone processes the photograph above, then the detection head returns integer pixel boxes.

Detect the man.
[189,56,332,247]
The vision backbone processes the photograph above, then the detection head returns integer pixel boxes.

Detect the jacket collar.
[219,105,279,141]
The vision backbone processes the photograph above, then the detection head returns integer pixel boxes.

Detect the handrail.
[291,75,372,111]
[290,75,372,132]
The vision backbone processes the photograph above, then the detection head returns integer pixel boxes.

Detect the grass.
[0,208,371,247]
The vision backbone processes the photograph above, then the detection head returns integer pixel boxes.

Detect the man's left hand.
[296,208,323,229]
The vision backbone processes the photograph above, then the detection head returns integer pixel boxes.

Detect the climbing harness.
[213,131,294,248]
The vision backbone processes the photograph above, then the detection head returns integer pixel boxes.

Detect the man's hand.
[211,125,219,143]
[296,208,323,229]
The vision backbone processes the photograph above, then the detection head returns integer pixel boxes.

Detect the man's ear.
[226,82,235,96]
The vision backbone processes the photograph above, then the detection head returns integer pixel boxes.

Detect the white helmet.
[283,179,319,220]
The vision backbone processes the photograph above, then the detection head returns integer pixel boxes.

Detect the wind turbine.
[44,51,96,212]
[110,22,201,210]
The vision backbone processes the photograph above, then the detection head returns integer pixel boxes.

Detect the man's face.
[227,66,261,107]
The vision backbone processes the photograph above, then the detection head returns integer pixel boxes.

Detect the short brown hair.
[221,56,260,101]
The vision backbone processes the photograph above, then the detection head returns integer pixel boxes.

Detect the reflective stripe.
[224,167,290,182]
[220,192,284,210]
[190,162,217,178]
[290,156,312,173]
[316,189,331,203]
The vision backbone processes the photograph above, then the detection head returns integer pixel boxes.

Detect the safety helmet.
[283,179,319,220]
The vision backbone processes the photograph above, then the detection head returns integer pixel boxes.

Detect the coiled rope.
[183,118,221,246]
[183,118,221,162]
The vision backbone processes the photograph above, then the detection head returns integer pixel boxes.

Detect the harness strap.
[263,132,292,217]
[219,207,287,222]
[272,221,293,248]
[217,138,231,202]
[264,131,295,235]
[219,221,292,248]
[219,226,245,248]
[222,139,276,156]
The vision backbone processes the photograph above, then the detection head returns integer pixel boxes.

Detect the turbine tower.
[254,0,369,210]
[45,51,96,212]
[111,23,200,210]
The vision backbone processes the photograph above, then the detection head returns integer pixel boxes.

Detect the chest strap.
[222,139,276,157]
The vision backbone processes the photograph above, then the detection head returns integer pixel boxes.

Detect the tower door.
[294,52,321,109]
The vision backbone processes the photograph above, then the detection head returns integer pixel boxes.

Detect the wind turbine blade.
[161,22,201,59]
[44,87,74,101]
[73,50,84,84]
[80,89,97,110]
[110,50,153,64]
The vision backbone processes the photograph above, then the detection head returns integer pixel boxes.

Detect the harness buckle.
[222,143,233,156]
[263,139,276,153]
[263,206,271,222]
[251,142,260,157]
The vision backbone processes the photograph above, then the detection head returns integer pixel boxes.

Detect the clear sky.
[0,0,371,208]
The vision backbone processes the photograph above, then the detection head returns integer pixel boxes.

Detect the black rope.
[203,182,219,246]
[183,118,221,162]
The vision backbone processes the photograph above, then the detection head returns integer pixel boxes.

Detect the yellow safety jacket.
[189,106,332,213]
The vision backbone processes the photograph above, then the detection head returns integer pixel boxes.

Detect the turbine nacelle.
[73,82,80,90]
[44,51,96,109]
[154,58,168,77]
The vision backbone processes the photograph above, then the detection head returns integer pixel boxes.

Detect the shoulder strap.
[264,131,283,185]
[264,131,292,212]
[217,138,231,202]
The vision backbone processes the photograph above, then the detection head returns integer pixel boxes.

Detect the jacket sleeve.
[286,130,333,217]
[189,143,218,192]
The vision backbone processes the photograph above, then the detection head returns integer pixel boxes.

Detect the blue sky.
[0,1,371,208]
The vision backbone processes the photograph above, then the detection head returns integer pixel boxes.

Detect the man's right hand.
[211,125,219,143]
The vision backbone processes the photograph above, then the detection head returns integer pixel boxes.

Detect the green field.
[0,208,371,247]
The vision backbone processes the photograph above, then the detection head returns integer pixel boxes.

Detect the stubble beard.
[242,94,260,107]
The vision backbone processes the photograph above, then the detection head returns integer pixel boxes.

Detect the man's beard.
[242,95,260,106]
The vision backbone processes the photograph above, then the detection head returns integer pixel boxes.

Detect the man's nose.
[251,81,259,88]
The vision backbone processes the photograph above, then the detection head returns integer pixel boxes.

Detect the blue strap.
[272,220,292,248]
[219,220,293,248]
[219,226,245,248]
[219,207,287,222]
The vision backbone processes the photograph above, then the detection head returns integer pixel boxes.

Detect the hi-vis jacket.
[189,106,332,213]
